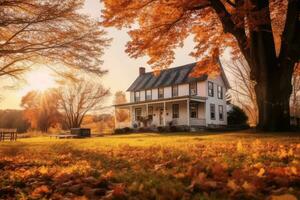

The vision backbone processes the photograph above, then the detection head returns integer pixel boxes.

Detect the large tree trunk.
[255,67,293,131]
[248,6,294,131]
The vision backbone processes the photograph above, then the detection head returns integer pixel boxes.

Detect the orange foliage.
[21,90,61,132]
[101,0,298,76]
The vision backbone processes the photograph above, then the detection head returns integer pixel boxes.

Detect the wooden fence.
[0,128,18,141]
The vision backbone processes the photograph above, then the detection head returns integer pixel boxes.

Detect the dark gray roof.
[127,63,208,91]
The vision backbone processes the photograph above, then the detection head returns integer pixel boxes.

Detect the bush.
[228,105,248,125]
[114,127,133,134]
[157,126,169,132]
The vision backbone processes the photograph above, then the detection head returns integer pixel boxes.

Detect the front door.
[159,108,164,125]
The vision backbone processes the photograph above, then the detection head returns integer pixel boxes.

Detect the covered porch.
[115,96,207,129]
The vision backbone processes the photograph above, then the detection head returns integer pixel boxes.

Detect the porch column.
[146,104,149,116]
[163,102,166,126]
[187,99,190,126]
[130,106,133,127]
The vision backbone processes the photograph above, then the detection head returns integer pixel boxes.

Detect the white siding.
[205,76,227,126]
[140,90,145,101]
[165,101,188,125]
[152,88,158,100]
[164,86,172,98]
[179,84,189,96]
[130,92,134,103]
[197,81,206,97]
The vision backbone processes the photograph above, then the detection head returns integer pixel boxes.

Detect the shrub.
[157,126,169,132]
[114,127,133,134]
[228,105,248,125]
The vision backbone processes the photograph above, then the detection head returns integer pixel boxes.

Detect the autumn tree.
[55,79,110,129]
[21,89,61,132]
[225,58,258,125]
[0,0,110,78]
[0,109,30,132]
[102,0,300,131]
[114,91,130,123]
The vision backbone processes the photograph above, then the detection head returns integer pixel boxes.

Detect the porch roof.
[114,95,207,108]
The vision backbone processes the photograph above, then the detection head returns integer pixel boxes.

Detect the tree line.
[18,78,110,133]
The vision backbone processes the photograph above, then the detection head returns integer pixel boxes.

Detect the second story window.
[208,81,214,97]
[146,90,152,100]
[189,82,197,96]
[172,85,178,97]
[217,85,223,99]
[158,88,164,99]
[134,91,140,102]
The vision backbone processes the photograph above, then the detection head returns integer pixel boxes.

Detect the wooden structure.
[50,128,91,139]
[0,128,18,141]
[70,128,91,138]
[49,134,77,139]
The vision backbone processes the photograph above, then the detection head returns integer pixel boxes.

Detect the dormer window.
[146,90,152,100]
[189,82,197,96]
[134,91,140,102]
[172,85,178,97]
[158,88,164,99]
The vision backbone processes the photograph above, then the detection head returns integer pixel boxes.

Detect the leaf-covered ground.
[0,132,299,200]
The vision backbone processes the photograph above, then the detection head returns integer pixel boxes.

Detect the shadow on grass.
[108,129,300,140]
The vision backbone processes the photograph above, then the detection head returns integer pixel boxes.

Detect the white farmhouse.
[114,61,230,130]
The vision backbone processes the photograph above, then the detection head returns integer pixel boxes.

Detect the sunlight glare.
[19,69,56,96]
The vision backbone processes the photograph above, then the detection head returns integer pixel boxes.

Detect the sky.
[0,0,221,111]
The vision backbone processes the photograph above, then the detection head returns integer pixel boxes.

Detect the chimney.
[139,67,146,76]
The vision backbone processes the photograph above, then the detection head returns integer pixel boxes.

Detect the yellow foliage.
[257,168,265,177]
[237,140,244,153]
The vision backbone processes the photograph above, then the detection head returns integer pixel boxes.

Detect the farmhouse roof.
[127,60,230,92]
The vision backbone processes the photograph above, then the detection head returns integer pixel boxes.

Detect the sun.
[19,69,56,96]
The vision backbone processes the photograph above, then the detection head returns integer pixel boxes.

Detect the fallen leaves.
[0,136,299,199]
[31,185,50,198]
[257,168,265,177]
[268,194,298,200]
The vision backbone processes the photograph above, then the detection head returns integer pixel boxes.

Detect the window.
[208,81,214,97]
[148,106,153,120]
[172,85,178,97]
[146,90,152,100]
[172,104,179,118]
[190,103,198,118]
[135,108,142,121]
[158,88,164,99]
[134,91,140,102]
[210,104,215,120]
[217,85,223,99]
[189,82,197,96]
[219,105,224,120]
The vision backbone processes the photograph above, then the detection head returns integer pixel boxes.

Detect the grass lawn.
[0,131,299,200]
